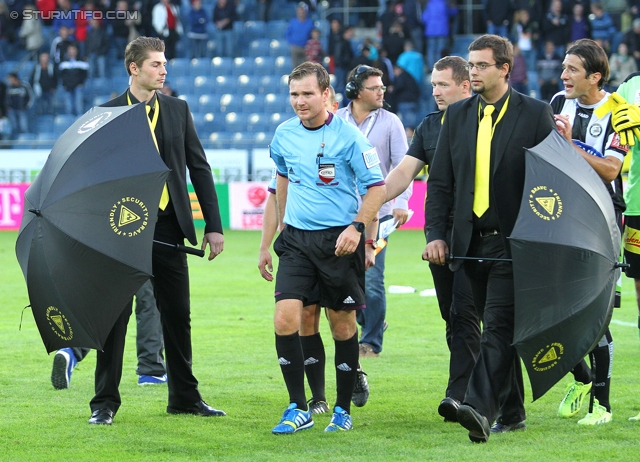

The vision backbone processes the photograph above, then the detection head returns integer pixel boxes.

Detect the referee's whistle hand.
[335,226,360,256]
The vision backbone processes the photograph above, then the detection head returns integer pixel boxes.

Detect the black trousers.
[429,263,481,401]
[462,233,525,425]
[90,214,201,414]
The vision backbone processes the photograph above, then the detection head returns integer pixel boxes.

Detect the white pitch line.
[611,319,636,327]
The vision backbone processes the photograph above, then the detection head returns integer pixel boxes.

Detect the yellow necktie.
[473,104,495,217]
[145,103,170,210]
[128,93,170,210]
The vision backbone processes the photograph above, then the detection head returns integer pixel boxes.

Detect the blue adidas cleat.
[272,403,314,434]
[51,348,77,390]
[325,406,353,432]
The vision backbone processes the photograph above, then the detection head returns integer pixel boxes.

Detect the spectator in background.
[50,25,76,72]
[19,4,45,60]
[402,0,424,54]
[537,40,562,102]
[59,44,89,115]
[188,0,208,59]
[422,0,457,70]
[111,0,132,60]
[257,0,271,22]
[6,72,34,138]
[75,0,99,58]
[589,2,616,52]
[387,65,420,129]
[376,47,394,86]
[152,0,183,60]
[0,1,15,63]
[53,0,76,38]
[569,2,591,43]
[331,24,354,93]
[625,18,640,69]
[541,0,569,58]
[212,0,235,58]
[86,18,109,78]
[511,43,528,95]
[396,40,424,89]
[327,18,342,72]
[383,19,406,65]
[161,80,178,97]
[286,2,314,69]
[0,80,8,141]
[36,0,57,27]
[484,0,513,38]
[608,42,637,90]
[350,44,374,69]
[512,9,539,73]
[30,52,57,115]
[377,0,400,41]
[305,28,324,63]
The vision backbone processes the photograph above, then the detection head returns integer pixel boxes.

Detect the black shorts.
[624,215,640,278]
[274,225,365,311]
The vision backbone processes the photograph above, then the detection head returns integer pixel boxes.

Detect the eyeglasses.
[467,62,502,71]
[364,85,387,93]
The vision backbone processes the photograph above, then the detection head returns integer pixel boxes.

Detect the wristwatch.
[365,239,377,249]
[351,221,365,233]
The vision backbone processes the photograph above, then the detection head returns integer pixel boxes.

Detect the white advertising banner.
[0,149,50,183]
[228,182,270,230]
[203,149,248,184]
[251,148,275,182]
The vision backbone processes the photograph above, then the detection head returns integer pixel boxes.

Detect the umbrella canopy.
[509,130,620,401]
[15,104,169,353]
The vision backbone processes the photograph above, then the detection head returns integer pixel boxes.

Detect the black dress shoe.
[490,421,526,433]
[438,397,461,422]
[167,400,226,416]
[457,404,490,443]
[88,409,114,425]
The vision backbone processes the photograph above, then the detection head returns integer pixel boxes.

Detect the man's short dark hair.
[469,34,513,79]
[566,38,610,90]
[124,36,165,76]
[346,65,383,87]
[434,56,470,86]
[288,61,330,92]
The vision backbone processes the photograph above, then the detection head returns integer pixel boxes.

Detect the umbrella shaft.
[447,255,513,263]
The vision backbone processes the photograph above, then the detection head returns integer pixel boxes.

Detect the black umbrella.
[15,104,169,353]
[509,130,621,401]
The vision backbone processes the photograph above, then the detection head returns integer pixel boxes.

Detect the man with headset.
[336,65,411,358]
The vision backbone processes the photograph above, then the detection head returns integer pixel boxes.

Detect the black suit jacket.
[101,91,223,245]
[426,89,556,271]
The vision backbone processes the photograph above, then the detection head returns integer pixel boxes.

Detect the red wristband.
[365,239,375,245]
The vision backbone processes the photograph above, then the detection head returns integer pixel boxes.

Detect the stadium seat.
[243,93,263,113]
[36,115,54,133]
[263,93,289,113]
[247,112,271,132]
[249,39,271,58]
[92,95,112,106]
[15,133,38,149]
[237,75,260,94]
[224,112,249,132]
[198,94,222,113]
[269,39,288,58]
[206,40,218,58]
[266,20,288,40]
[173,75,195,94]
[233,57,255,76]
[193,75,217,95]
[244,21,267,41]
[254,56,276,75]
[53,114,77,135]
[214,75,237,95]
[206,131,234,149]
[258,75,287,94]
[177,93,199,107]
[211,57,234,76]
[274,56,293,74]
[219,93,243,113]
[192,111,219,134]
[190,58,211,76]
[168,58,191,76]
[252,131,272,148]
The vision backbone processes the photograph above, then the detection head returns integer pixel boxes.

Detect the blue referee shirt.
[270,113,385,230]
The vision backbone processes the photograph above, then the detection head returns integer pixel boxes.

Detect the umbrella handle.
[615,262,631,269]
[153,240,205,258]
[446,254,513,263]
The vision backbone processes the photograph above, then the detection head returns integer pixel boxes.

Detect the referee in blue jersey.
[269,62,386,434]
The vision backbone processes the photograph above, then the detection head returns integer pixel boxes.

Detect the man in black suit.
[88,36,225,425]
[425,35,556,443]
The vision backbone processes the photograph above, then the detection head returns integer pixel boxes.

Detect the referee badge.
[318,163,336,184]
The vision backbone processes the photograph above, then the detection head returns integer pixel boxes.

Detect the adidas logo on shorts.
[304,357,319,366]
[343,296,355,304]
[278,357,291,366]
[337,363,352,372]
